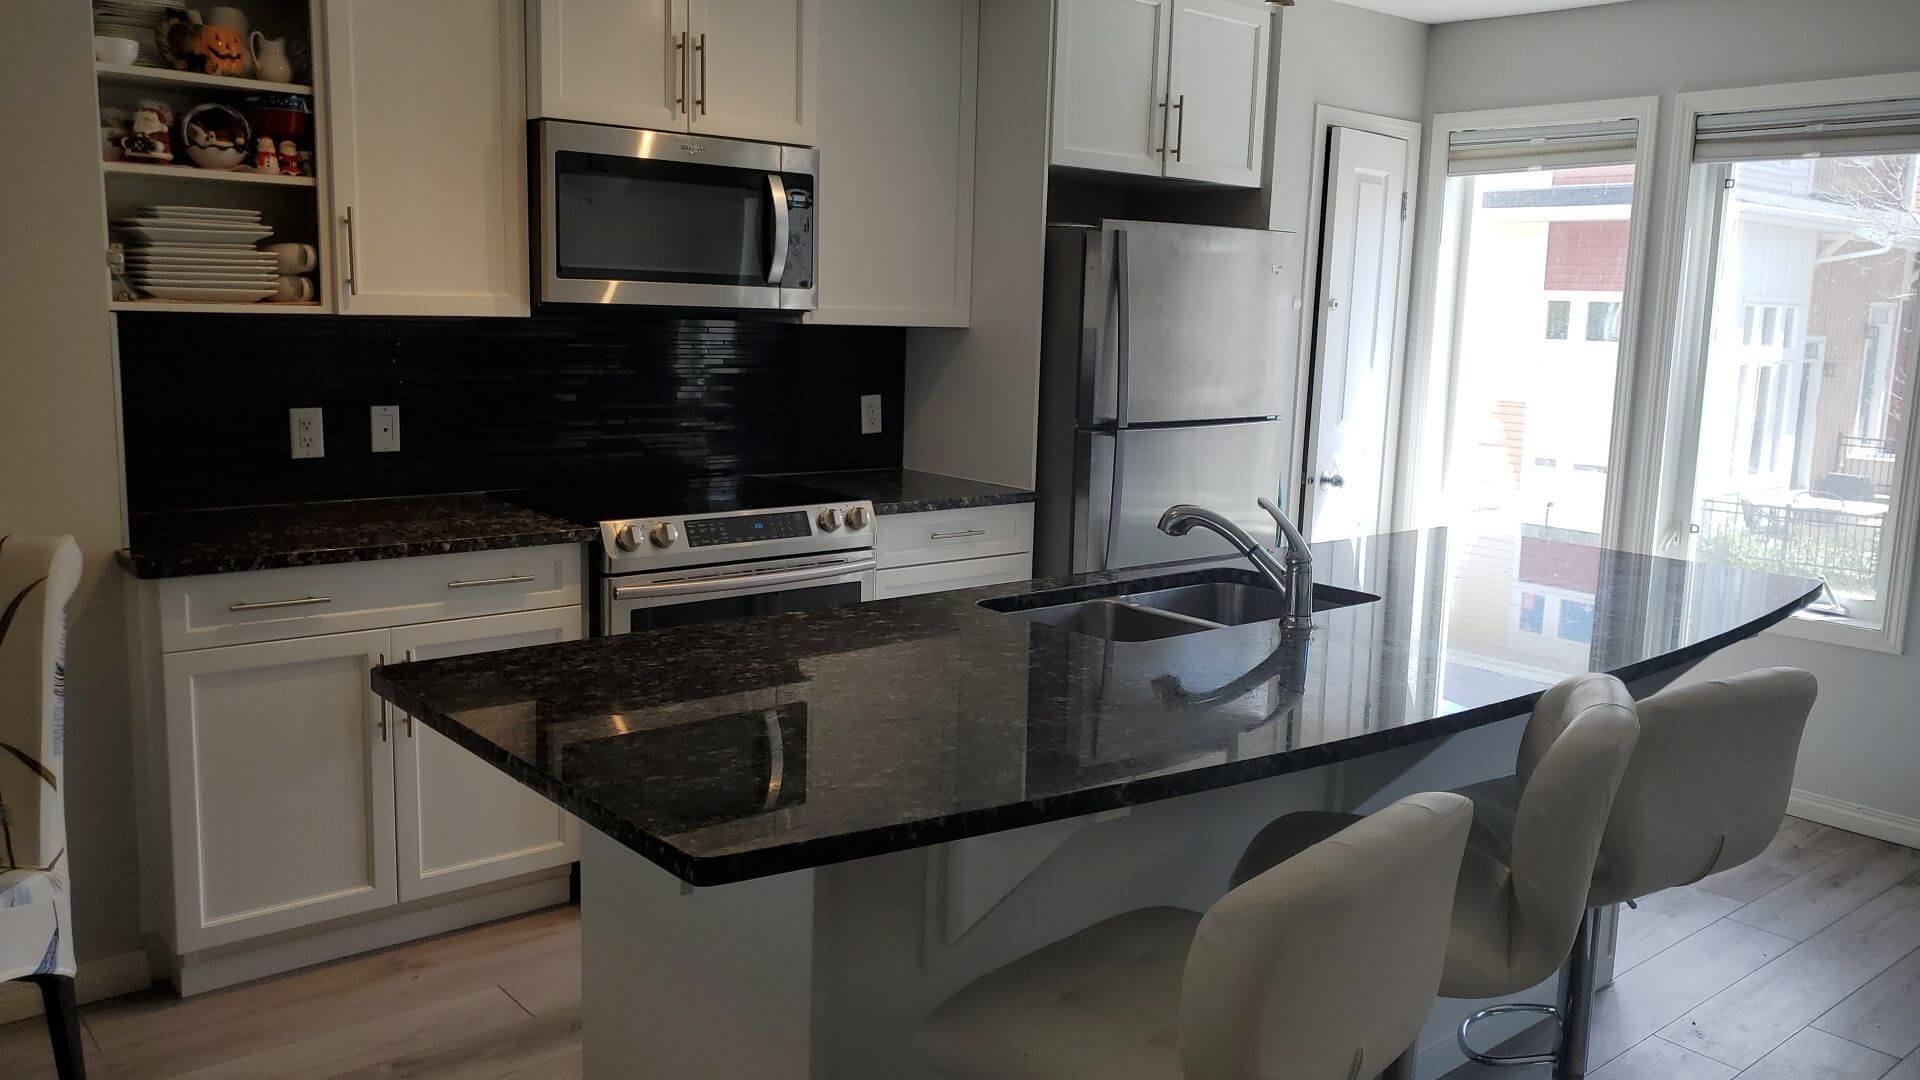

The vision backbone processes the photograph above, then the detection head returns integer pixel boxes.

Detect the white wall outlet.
[860,394,883,435]
[289,407,324,459]
[370,405,401,453]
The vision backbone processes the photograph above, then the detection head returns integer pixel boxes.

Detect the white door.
[389,609,582,902]
[162,630,397,950]
[1162,0,1269,187]
[527,0,687,130]
[687,0,815,145]
[1306,126,1411,542]
[325,0,529,315]
[1050,0,1174,177]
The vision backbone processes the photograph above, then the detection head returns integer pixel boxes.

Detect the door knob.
[1318,474,1346,488]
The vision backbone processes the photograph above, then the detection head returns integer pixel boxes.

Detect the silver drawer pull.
[930,529,988,541]
[227,595,332,612]
[446,574,536,590]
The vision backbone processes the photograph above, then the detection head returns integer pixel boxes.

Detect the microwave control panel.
[785,183,814,290]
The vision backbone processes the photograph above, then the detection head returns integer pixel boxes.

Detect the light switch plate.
[860,394,883,435]
[370,405,400,453]
[289,407,324,459]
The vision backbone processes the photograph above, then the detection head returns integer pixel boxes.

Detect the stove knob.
[845,506,872,531]
[817,508,842,532]
[614,524,641,552]
[648,522,681,549]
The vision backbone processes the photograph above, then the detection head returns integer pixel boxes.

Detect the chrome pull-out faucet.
[1157,499,1314,627]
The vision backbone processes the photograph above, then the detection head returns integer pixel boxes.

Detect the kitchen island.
[372,526,1818,1078]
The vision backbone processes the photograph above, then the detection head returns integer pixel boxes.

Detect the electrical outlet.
[289,407,324,459]
[370,405,401,453]
[860,394,883,435]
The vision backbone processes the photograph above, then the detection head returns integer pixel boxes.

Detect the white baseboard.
[0,949,154,1025]
[1790,788,1920,850]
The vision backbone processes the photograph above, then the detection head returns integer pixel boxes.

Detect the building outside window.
[1546,299,1572,339]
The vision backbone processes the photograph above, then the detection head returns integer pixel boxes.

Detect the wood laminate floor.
[2,817,1912,1079]
[1449,818,1920,1080]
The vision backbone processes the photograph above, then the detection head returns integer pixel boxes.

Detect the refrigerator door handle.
[1078,430,1120,574]
[1113,228,1131,428]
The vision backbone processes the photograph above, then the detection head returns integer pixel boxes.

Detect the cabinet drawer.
[157,545,583,652]
[875,504,1034,569]
[872,553,1032,600]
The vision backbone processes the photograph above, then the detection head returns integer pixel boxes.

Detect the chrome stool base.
[1457,1003,1561,1066]
[1454,907,1602,1079]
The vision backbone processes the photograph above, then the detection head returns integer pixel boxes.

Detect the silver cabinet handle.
[930,529,988,540]
[341,207,359,296]
[767,173,789,286]
[446,574,535,590]
[376,652,389,742]
[1155,97,1170,157]
[1171,94,1186,161]
[403,648,416,737]
[228,595,332,612]
[674,30,688,114]
[695,32,707,115]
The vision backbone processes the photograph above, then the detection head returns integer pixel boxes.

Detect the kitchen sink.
[983,571,1380,642]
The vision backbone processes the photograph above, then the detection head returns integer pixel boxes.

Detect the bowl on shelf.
[181,103,251,171]
[93,35,141,66]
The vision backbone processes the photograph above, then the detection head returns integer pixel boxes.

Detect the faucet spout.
[1158,501,1315,627]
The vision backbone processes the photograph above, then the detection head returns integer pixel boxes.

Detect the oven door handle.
[767,173,790,286]
[613,557,875,601]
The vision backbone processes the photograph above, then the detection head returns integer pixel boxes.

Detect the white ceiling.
[1331,0,1636,24]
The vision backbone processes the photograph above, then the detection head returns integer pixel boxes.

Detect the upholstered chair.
[1231,671,1641,1080]
[0,535,86,1079]
[914,790,1475,1080]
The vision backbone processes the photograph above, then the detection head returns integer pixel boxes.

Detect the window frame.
[1400,97,1662,546]
[1646,72,1920,655]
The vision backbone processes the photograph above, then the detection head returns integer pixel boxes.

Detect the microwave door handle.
[767,173,790,286]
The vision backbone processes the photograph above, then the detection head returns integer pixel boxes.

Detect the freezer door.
[1085,221,1302,427]
[1103,420,1290,570]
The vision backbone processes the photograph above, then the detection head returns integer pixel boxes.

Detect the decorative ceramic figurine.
[253,136,279,174]
[121,101,174,164]
[204,7,254,76]
[277,139,301,176]
[250,33,293,84]
[191,23,250,77]
[100,107,129,163]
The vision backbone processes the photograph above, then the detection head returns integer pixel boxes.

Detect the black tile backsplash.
[117,311,905,513]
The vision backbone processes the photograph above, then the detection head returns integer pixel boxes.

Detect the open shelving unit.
[95,0,331,314]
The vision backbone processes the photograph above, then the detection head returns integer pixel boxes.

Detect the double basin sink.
[981,569,1379,642]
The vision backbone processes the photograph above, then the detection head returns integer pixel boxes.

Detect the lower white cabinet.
[873,553,1033,600]
[871,503,1035,599]
[391,610,581,902]
[161,629,399,950]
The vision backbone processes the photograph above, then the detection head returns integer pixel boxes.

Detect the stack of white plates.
[118,206,278,303]
[93,0,172,66]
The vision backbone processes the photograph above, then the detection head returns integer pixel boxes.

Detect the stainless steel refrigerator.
[1035,219,1303,577]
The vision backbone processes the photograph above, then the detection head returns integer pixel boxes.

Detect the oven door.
[603,551,875,636]
[537,121,817,311]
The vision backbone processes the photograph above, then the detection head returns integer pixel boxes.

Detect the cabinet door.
[390,609,582,902]
[872,553,1032,600]
[324,0,530,315]
[1163,0,1269,187]
[687,0,815,145]
[1051,0,1174,177]
[527,0,688,130]
[162,630,396,951]
[811,0,975,326]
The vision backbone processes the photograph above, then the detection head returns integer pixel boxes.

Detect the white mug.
[264,242,317,274]
[271,276,314,302]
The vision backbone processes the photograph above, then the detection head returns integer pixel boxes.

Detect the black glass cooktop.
[501,475,844,525]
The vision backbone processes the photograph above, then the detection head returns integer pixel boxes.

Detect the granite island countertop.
[766,468,1036,515]
[119,493,598,578]
[371,527,1820,885]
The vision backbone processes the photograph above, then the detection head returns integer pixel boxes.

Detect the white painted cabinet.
[811,0,976,326]
[161,629,398,951]
[529,0,815,144]
[1050,0,1269,188]
[391,609,582,902]
[871,504,1035,599]
[323,0,529,316]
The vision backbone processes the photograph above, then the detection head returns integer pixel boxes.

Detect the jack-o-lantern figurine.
[191,24,250,77]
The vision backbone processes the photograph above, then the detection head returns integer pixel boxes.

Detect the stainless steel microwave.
[534,120,817,311]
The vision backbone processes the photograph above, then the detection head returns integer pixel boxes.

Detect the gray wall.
[1,6,146,979]
[1422,0,1920,830]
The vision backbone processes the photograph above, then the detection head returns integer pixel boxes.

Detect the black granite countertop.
[371,527,1820,886]
[765,468,1036,515]
[119,493,598,578]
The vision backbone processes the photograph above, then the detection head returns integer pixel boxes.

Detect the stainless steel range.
[514,480,876,637]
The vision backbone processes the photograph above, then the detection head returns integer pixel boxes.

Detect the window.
[1586,301,1622,341]
[1558,599,1596,644]
[1659,91,1920,642]
[1517,592,1547,633]
[1546,300,1572,339]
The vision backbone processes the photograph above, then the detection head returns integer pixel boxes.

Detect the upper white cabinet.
[811,0,976,327]
[322,0,529,316]
[1050,0,1269,188]
[529,0,816,145]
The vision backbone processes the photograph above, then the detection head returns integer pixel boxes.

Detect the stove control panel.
[601,501,877,571]
[685,510,811,548]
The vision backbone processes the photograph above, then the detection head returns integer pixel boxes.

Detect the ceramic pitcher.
[251,33,293,84]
